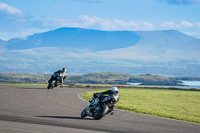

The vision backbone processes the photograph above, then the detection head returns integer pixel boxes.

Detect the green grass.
[81,88,200,123]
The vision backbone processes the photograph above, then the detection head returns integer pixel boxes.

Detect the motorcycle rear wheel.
[93,104,109,120]
[47,80,56,89]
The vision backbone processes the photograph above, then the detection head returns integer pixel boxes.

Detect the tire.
[47,80,56,89]
[81,108,87,118]
[93,104,109,120]
[47,82,51,89]
[47,84,51,89]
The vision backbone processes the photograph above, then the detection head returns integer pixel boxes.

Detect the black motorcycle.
[47,73,62,89]
[81,94,115,120]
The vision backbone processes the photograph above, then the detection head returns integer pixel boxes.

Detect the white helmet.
[62,68,66,73]
[111,87,118,92]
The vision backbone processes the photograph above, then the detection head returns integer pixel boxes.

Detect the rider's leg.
[109,105,115,115]
[60,77,64,87]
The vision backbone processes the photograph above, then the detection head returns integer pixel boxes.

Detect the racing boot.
[60,82,64,87]
[108,110,114,115]
[110,110,114,115]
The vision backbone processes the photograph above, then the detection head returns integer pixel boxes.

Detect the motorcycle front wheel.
[81,108,87,118]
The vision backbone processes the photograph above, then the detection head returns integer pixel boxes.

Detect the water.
[127,80,200,88]
[180,80,200,88]
[127,82,141,86]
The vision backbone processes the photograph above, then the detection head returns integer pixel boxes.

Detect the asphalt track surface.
[0,85,199,133]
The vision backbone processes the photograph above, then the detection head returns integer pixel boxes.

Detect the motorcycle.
[81,94,115,120]
[47,73,62,89]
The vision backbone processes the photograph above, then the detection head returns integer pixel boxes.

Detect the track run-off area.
[0,85,199,133]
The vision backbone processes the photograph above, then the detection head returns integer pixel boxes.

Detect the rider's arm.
[63,73,67,79]
[95,90,111,97]
[54,70,60,74]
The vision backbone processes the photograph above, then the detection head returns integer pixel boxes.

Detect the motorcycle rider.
[49,68,67,86]
[92,87,120,115]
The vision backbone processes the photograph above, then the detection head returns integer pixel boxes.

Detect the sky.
[0,0,200,40]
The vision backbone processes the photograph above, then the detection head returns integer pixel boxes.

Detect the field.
[81,88,200,123]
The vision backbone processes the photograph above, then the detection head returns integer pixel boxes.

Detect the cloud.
[160,21,180,29]
[160,21,195,29]
[180,21,193,27]
[0,13,156,40]
[36,15,155,31]
[0,2,23,15]
[0,2,25,30]
[0,2,33,40]
[31,15,200,39]
[1,9,200,40]
[162,0,200,5]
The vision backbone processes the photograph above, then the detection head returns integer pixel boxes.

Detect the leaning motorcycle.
[47,73,62,89]
[81,94,115,120]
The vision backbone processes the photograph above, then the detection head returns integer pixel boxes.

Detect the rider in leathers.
[93,87,120,115]
[49,68,67,86]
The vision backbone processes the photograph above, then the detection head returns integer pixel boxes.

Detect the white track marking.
[77,93,88,102]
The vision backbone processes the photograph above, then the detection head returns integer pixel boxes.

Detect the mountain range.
[6,28,140,51]
[0,27,200,76]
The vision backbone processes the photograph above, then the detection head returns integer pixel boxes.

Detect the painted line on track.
[77,93,88,103]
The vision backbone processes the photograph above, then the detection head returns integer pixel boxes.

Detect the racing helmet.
[62,68,66,72]
[111,87,118,92]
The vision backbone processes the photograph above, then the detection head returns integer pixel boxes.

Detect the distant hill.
[65,72,182,86]
[0,73,50,83]
[96,30,200,61]
[0,39,7,51]
[6,28,140,51]
[0,27,200,76]
[3,28,200,62]
[0,72,182,86]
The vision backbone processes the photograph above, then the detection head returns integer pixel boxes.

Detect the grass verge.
[81,88,200,123]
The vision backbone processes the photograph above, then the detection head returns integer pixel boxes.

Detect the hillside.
[66,73,182,86]
[0,72,182,86]
[0,39,7,51]
[0,73,50,83]
[96,30,200,61]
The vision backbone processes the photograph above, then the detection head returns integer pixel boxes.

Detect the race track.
[0,85,199,133]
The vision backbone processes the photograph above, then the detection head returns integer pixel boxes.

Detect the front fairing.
[86,96,113,115]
